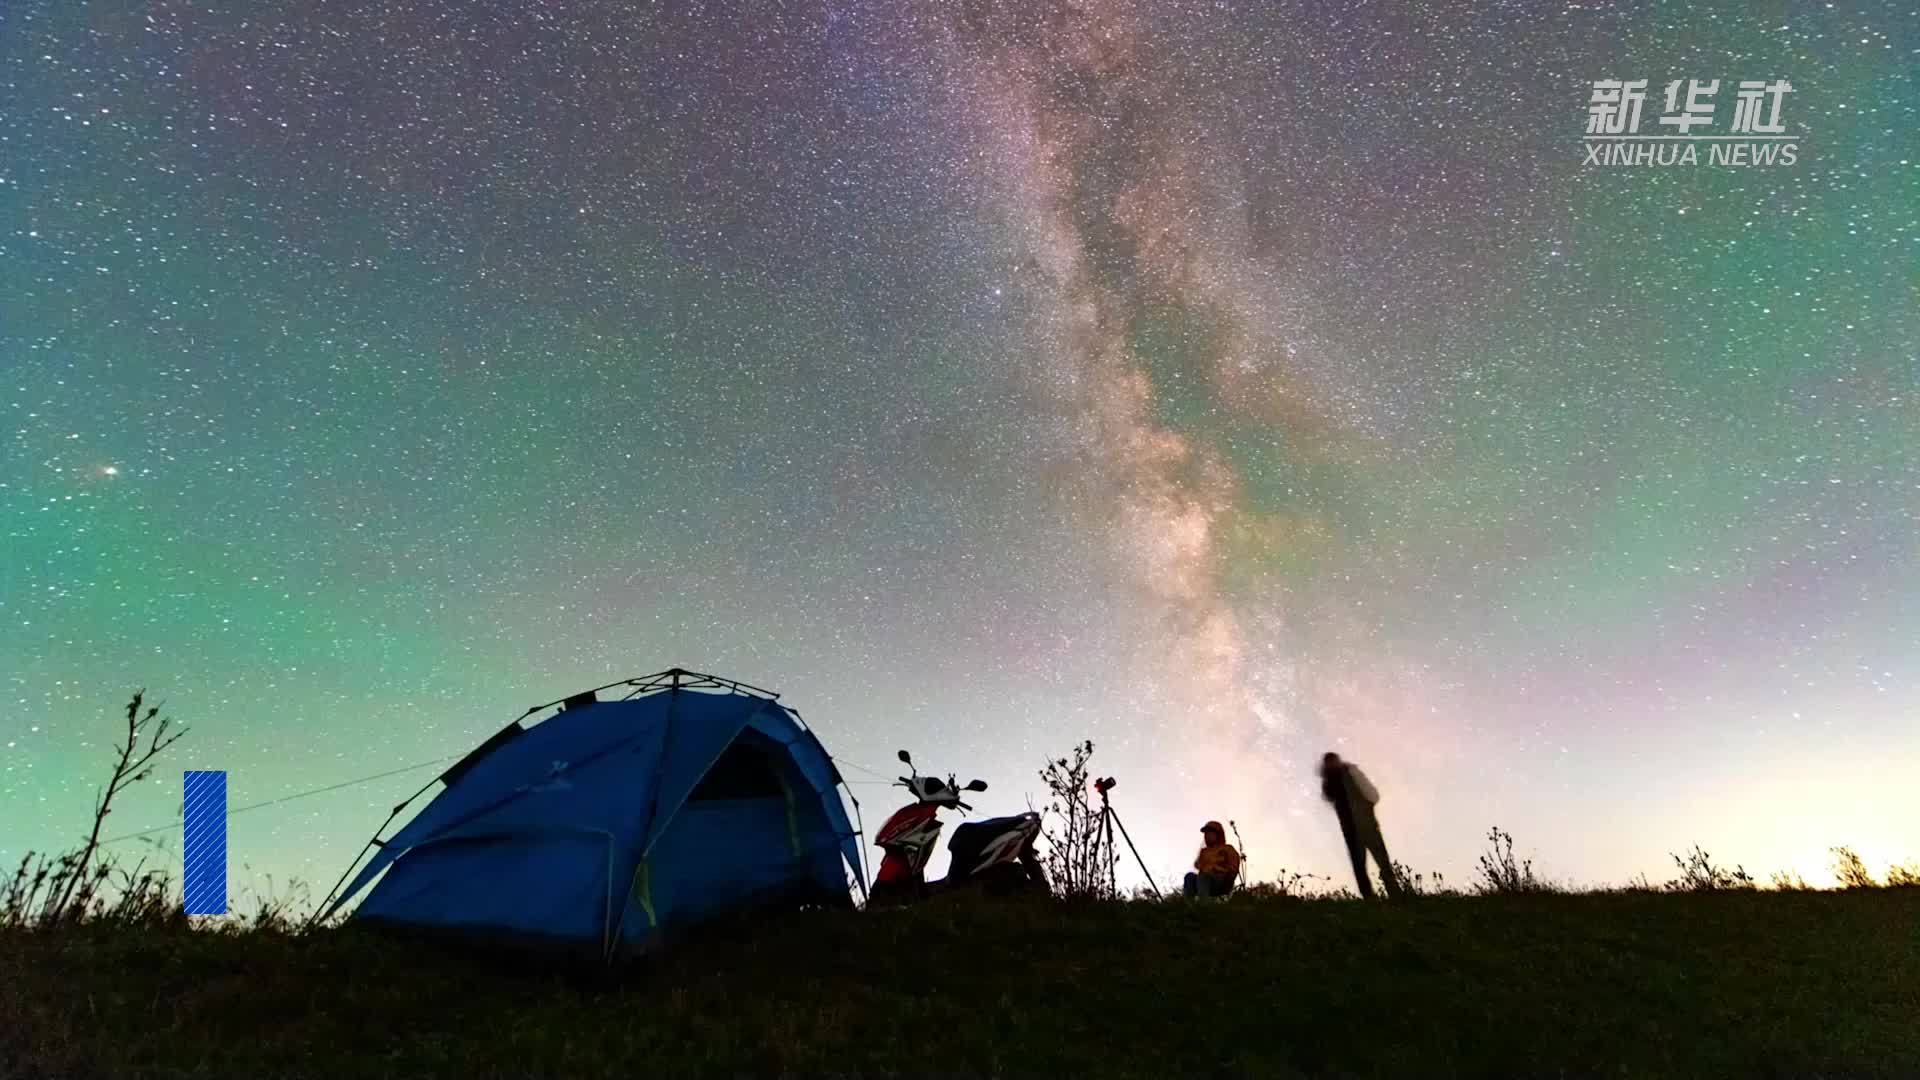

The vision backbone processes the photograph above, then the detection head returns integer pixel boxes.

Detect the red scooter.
[869,750,1047,905]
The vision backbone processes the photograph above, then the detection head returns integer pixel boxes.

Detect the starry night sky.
[5,0,1916,899]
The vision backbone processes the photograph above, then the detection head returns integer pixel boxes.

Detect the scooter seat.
[949,813,1037,843]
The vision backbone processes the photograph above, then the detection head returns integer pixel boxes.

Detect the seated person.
[1184,820,1241,897]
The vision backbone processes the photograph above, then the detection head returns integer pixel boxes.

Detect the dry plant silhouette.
[1388,860,1456,897]
[3,692,317,934]
[1831,846,1877,889]
[1473,826,1558,895]
[1666,845,1758,891]
[1037,739,1115,899]
[5,691,187,930]
[1769,869,1814,891]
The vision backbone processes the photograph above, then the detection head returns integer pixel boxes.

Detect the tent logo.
[527,760,573,793]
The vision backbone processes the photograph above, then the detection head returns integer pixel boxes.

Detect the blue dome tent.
[314,669,867,960]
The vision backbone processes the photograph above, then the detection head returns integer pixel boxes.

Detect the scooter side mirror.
[965,779,988,792]
[897,750,913,765]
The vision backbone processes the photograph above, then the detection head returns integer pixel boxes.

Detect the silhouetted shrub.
[1388,860,1456,897]
[1234,868,1350,900]
[1473,827,1555,895]
[228,868,315,934]
[1038,740,1114,899]
[4,692,189,929]
[1830,846,1877,889]
[1666,846,1756,892]
[1619,872,1659,893]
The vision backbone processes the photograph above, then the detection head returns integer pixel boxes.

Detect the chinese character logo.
[1659,79,1718,133]
[1731,80,1794,133]
[1583,77,1798,168]
[1587,79,1649,134]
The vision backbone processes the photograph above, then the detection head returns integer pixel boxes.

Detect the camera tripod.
[1092,777,1161,899]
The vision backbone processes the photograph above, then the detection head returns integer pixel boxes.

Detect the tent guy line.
[95,755,465,848]
[830,756,899,784]
[85,739,895,853]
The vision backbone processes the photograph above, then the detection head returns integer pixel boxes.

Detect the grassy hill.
[3,887,1917,1078]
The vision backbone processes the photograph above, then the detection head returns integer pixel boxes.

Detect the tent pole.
[850,794,870,903]
[307,839,376,931]
[307,769,440,929]
[304,708,520,929]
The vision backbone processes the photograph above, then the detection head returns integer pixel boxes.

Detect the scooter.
[869,750,1048,905]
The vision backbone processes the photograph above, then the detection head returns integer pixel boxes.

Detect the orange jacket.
[1195,843,1242,879]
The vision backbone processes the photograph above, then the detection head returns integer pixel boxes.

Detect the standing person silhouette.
[1320,752,1405,899]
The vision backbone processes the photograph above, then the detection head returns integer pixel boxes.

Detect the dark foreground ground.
[2,888,1916,1078]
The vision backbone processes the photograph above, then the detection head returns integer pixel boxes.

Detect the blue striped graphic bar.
[182,771,227,915]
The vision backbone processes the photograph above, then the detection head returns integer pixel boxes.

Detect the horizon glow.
[4,0,1916,901]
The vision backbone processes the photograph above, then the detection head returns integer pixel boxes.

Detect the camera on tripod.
[1083,774,1160,898]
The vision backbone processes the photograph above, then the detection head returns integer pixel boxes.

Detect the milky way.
[4,0,1916,894]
